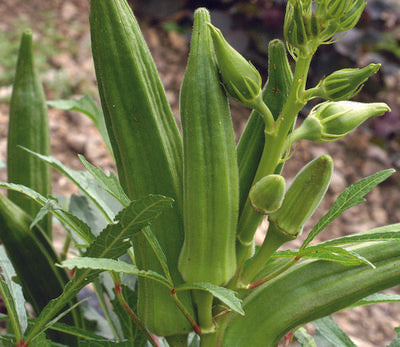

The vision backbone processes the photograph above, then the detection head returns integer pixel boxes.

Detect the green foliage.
[0,0,398,346]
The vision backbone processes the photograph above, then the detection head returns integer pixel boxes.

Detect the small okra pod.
[249,175,286,214]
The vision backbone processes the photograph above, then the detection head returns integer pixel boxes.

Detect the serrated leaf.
[110,285,147,346]
[61,258,171,288]
[348,293,400,308]
[29,199,57,230]
[21,149,118,223]
[302,169,395,250]
[176,282,244,316]
[313,316,356,347]
[47,95,113,156]
[79,155,130,208]
[0,246,27,337]
[0,182,94,244]
[141,227,172,283]
[294,327,317,347]
[85,195,173,260]
[25,195,173,342]
[79,340,131,347]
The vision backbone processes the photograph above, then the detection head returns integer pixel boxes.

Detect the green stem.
[60,233,72,262]
[193,290,215,333]
[240,223,292,285]
[233,55,313,287]
[115,285,158,347]
[166,334,189,347]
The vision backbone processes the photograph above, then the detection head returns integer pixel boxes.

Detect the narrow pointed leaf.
[302,169,395,250]
[79,155,130,207]
[313,316,356,347]
[60,258,171,288]
[175,282,244,316]
[80,341,131,346]
[0,182,94,244]
[0,246,27,336]
[47,95,113,157]
[21,149,116,222]
[348,293,400,308]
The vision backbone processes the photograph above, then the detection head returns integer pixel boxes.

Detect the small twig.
[115,284,158,347]
[171,288,201,335]
[248,257,299,289]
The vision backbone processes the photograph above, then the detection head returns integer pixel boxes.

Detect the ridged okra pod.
[178,8,239,286]
[90,0,193,336]
[7,30,52,238]
[0,193,81,345]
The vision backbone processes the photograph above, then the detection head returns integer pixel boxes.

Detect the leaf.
[294,327,317,347]
[85,195,173,260]
[60,258,171,289]
[299,245,375,267]
[25,195,173,342]
[21,148,118,222]
[0,182,94,244]
[348,293,400,308]
[110,285,147,346]
[79,155,130,208]
[388,338,400,347]
[176,282,244,316]
[313,316,356,347]
[79,340,131,346]
[141,227,172,283]
[301,169,395,250]
[0,246,27,337]
[29,199,57,230]
[47,95,113,156]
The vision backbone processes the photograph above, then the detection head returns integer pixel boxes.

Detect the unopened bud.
[269,155,333,238]
[208,23,274,130]
[299,101,390,142]
[249,175,286,214]
[316,64,380,101]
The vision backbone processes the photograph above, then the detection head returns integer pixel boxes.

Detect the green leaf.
[388,338,400,347]
[294,327,317,347]
[110,285,147,346]
[21,148,118,223]
[0,246,27,340]
[85,195,173,260]
[79,155,130,208]
[349,293,400,308]
[47,95,113,157]
[141,227,172,283]
[176,282,244,316]
[79,340,131,346]
[302,169,395,250]
[313,316,356,347]
[29,198,57,230]
[60,257,171,288]
[25,195,173,343]
[300,245,375,267]
[0,182,94,244]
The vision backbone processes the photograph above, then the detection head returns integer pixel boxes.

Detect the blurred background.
[0,0,399,345]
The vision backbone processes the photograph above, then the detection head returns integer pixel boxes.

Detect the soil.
[0,1,400,346]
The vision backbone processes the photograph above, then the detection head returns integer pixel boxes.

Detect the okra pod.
[90,0,193,336]
[7,30,52,238]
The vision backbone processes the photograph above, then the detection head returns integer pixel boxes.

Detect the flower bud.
[249,175,286,214]
[317,64,380,101]
[299,101,390,142]
[208,23,274,130]
[269,155,333,238]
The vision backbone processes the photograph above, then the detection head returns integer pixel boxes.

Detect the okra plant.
[1,0,400,346]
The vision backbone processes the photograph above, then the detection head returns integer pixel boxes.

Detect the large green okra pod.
[178,8,238,286]
[90,0,193,336]
[7,30,52,238]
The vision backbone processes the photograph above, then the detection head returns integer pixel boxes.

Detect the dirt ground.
[1,0,400,346]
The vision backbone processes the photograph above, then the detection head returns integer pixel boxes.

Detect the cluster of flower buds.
[207,23,275,131]
[307,63,380,101]
[291,101,390,143]
[284,0,366,57]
